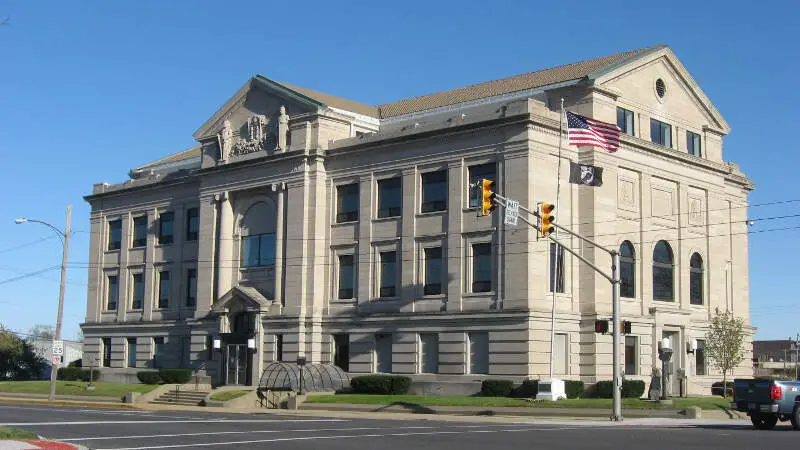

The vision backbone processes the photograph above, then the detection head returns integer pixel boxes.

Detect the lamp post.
[15,205,72,402]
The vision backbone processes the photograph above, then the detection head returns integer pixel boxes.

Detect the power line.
[0,266,60,286]
[0,235,58,254]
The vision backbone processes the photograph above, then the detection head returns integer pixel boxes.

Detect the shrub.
[621,380,645,398]
[158,368,192,384]
[68,359,82,368]
[711,381,734,397]
[594,380,614,398]
[565,380,585,399]
[349,375,412,395]
[57,368,100,382]
[481,379,514,397]
[137,371,162,384]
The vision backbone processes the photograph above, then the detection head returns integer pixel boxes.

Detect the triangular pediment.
[212,285,271,313]
[192,76,325,141]
[588,46,730,134]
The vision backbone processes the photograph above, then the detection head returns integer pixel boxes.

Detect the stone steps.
[150,389,209,406]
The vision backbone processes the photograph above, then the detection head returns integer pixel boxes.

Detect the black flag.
[568,161,603,187]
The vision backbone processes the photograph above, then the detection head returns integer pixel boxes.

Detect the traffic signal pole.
[494,194,623,421]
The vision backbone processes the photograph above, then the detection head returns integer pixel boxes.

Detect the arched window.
[652,241,674,301]
[240,201,277,268]
[619,241,635,298]
[690,253,704,305]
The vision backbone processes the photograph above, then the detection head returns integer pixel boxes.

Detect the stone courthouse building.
[81,44,754,395]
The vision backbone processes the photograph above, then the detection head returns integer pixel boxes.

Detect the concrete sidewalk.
[0,439,88,449]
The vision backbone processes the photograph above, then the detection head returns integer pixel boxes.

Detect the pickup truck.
[731,378,800,430]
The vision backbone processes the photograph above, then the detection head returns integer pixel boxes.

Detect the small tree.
[704,308,747,397]
[27,324,56,341]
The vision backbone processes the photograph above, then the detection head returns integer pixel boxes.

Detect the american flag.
[566,111,622,153]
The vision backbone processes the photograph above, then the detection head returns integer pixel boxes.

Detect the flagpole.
[549,98,565,381]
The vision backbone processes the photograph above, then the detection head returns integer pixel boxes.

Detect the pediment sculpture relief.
[217,106,290,161]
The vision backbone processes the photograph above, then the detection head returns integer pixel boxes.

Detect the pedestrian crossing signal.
[480,179,496,216]
[595,320,609,334]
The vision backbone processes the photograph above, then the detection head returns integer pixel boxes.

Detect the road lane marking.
[0,419,347,426]
[57,423,549,442]
[98,427,570,450]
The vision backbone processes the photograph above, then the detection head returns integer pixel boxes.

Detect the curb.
[0,439,89,449]
[0,397,135,410]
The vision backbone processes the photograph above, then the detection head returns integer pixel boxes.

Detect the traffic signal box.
[594,320,631,334]
[540,202,555,237]
[480,179,496,216]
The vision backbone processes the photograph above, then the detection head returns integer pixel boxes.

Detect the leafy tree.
[0,324,48,380]
[704,308,747,397]
[27,324,56,341]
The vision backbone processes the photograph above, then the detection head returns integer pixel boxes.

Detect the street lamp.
[14,205,72,402]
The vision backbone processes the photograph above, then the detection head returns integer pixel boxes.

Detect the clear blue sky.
[0,0,797,341]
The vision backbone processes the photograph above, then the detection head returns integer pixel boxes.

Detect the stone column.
[217,192,234,299]
[274,184,285,305]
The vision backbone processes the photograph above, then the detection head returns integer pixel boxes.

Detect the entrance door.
[226,344,248,385]
[661,331,680,396]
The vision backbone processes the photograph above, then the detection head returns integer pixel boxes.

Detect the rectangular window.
[468,163,496,208]
[158,212,174,245]
[377,178,402,218]
[472,243,492,293]
[337,254,355,299]
[468,332,489,375]
[241,233,276,267]
[695,339,706,375]
[379,251,397,298]
[625,336,638,375]
[186,269,197,307]
[650,119,672,148]
[132,216,147,248]
[687,131,702,157]
[421,170,447,213]
[275,334,283,362]
[153,337,165,368]
[549,243,565,293]
[106,275,118,311]
[157,271,170,309]
[554,333,568,375]
[616,107,635,136]
[375,333,392,373]
[108,220,122,251]
[127,338,137,368]
[333,334,349,372]
[131,273,144,310]
[424,247,443,295]
[419,333,439,374]
[102,338,111,367]
[336,183,359,223]
[186,208,199,241]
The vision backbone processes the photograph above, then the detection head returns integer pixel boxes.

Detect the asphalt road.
[0,403,798,450]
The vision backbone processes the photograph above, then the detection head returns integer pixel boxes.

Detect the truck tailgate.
[733,379,772,403]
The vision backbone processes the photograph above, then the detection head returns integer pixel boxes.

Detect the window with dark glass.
[617,107,635,136]
[186,268,197,307]
[424,247,443,295]
[108,220,122,250]
[336,183,359,223]
[157,271,170,309]
[624,336,637,375]
[620,241,635,298]
[687,131,702,157]
[102,338,111,367]
[421,170,447,213]
[695,339,706,375]
[106,275,118,310]
[333,334,349,372]
[131,273,144,309]
[132,216,147,247]
[186,208,199,241]
[127,338,137,368]
[158,212,174,245]
[379,251,397,298]
[276,334,284,362]
[652,241,674,301]
[153,337,165,368]
[468,163,496,208]
[472,243,492,293]
[377,178,402,218]
[690,253,704,305]
[650,119,672,147]
[338,254,355,299]
[241,233,276,267]
[549,243,565,293]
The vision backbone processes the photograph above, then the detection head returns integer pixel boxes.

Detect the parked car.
[731,378,800,429]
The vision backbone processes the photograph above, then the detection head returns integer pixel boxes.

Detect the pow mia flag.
[568,161,603,187]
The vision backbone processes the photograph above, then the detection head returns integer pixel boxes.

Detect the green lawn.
[209,390,251,402]
[305,394,731,410]
[0,426,38,439]
[0,381,157,398]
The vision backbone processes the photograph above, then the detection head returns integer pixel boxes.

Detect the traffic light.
[594,319,609,334]
[540,202,555,237]
[621,320,632,334]
[480,179,496,216]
